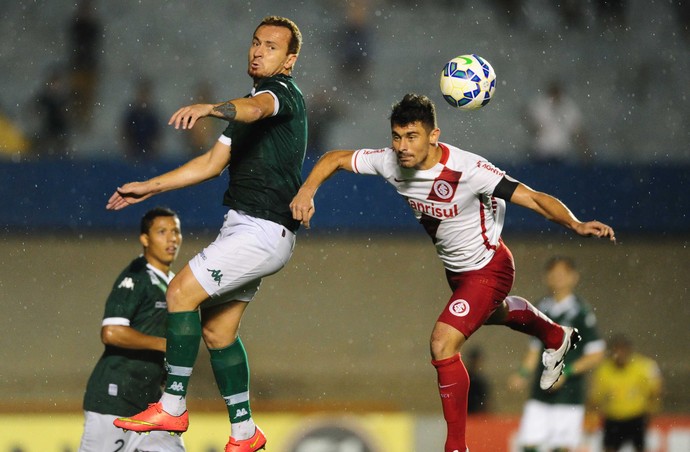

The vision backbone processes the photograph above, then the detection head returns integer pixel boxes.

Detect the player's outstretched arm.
[169,93,277,129]
[290,150,355,229]
[509,183,616,242]
[106,140,232,210]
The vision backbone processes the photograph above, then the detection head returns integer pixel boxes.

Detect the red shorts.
[437,240,515,338]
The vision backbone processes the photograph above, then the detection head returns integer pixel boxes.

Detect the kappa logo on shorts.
[207,268,223,286]
[449,299,470,317]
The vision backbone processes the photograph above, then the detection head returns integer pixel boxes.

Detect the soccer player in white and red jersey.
[290,93,616,452]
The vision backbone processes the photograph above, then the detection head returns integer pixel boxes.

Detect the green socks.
[163,311,201,398]
[162,313,253,431]
[210,338,252,423]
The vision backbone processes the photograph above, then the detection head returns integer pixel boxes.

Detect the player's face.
[391,121,441,170]
[248,25,297,80]
[545,261,579,295]
[141,215,182,272]
[611,343,632,367]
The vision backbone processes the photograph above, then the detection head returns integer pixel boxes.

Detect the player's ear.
[284,53,298,72]
[430,127,441,145]
[139,232,149,249]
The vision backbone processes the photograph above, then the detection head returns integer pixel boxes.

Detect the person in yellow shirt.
[0,104,30,159]
[589,334,663,452]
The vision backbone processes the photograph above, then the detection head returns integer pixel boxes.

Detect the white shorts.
[190,209,296,308]
[516,399,585,450]
[79,410,185,452]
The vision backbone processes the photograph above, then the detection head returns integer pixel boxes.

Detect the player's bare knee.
[201,324,236,349]
[430,333,461,361]
[165,283,185,312]
[430,322,466,360]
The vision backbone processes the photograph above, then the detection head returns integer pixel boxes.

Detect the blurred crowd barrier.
[2,159,689,234]
[1,412,689,452]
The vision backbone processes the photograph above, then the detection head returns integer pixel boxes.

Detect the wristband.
[218,134,232,146]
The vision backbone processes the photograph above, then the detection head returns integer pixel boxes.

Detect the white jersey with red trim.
[351,142,507,272]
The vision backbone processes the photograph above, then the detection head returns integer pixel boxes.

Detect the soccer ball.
[440,54,496,110]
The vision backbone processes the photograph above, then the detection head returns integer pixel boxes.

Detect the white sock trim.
[160,392,187,416]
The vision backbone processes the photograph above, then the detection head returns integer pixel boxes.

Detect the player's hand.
[168,104,213,130]
[290,190,315,229]
[106,181,154,210]
[508,373,528,392]
[574,221,616,243]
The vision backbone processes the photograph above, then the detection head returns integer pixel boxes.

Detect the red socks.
[504,295,563,349]
[430,296,563,451]
[432,353,469,452]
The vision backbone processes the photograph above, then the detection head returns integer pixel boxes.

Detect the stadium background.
[1,0,689,451]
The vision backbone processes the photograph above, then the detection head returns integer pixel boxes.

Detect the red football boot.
[225,426,267,452]
[113,402,189,434]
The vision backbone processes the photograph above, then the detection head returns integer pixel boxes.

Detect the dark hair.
[140,206,178,234]
[256,16,302,55]
[390,93,437,131]
[608,333,632,349]
[544,255,576,271]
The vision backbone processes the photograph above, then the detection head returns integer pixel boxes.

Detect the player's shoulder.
[442,142,502,174]
[572,295,595,315]
[535,296,554,311]
[257,74,300,96]
[112,256,148,286]
[441,142,481,161]
[123,256,148,275]
[356,146,392,156]
[633,353,658,369]
[353,146,395,165]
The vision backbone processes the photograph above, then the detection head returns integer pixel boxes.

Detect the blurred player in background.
[79,207,184,452]
[589,334,663,452]
[107,16,305,452]
[290,93,616,452]
[510,256,605,452]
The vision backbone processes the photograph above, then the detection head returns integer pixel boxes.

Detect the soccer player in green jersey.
[79,207,184,452]
[510,256,606,452]
[107,16,305,452]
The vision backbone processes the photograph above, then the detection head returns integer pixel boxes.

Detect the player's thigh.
[603,419,626,449]
[630,416,648,449]
[437,279,505,339]
[78,411,132,452]
[548,404,584,449]
[190,214,295,303]
[517,400,551,446]
[441,248,514,338]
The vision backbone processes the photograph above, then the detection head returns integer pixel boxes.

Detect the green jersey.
[222,74,307,232]
[83,256,172,416]
[529,294,603,405]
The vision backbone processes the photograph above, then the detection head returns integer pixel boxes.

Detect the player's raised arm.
[106,139,232,210]
[169,93,277,130]
[290,150,355,228]
[507,182,616,242]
